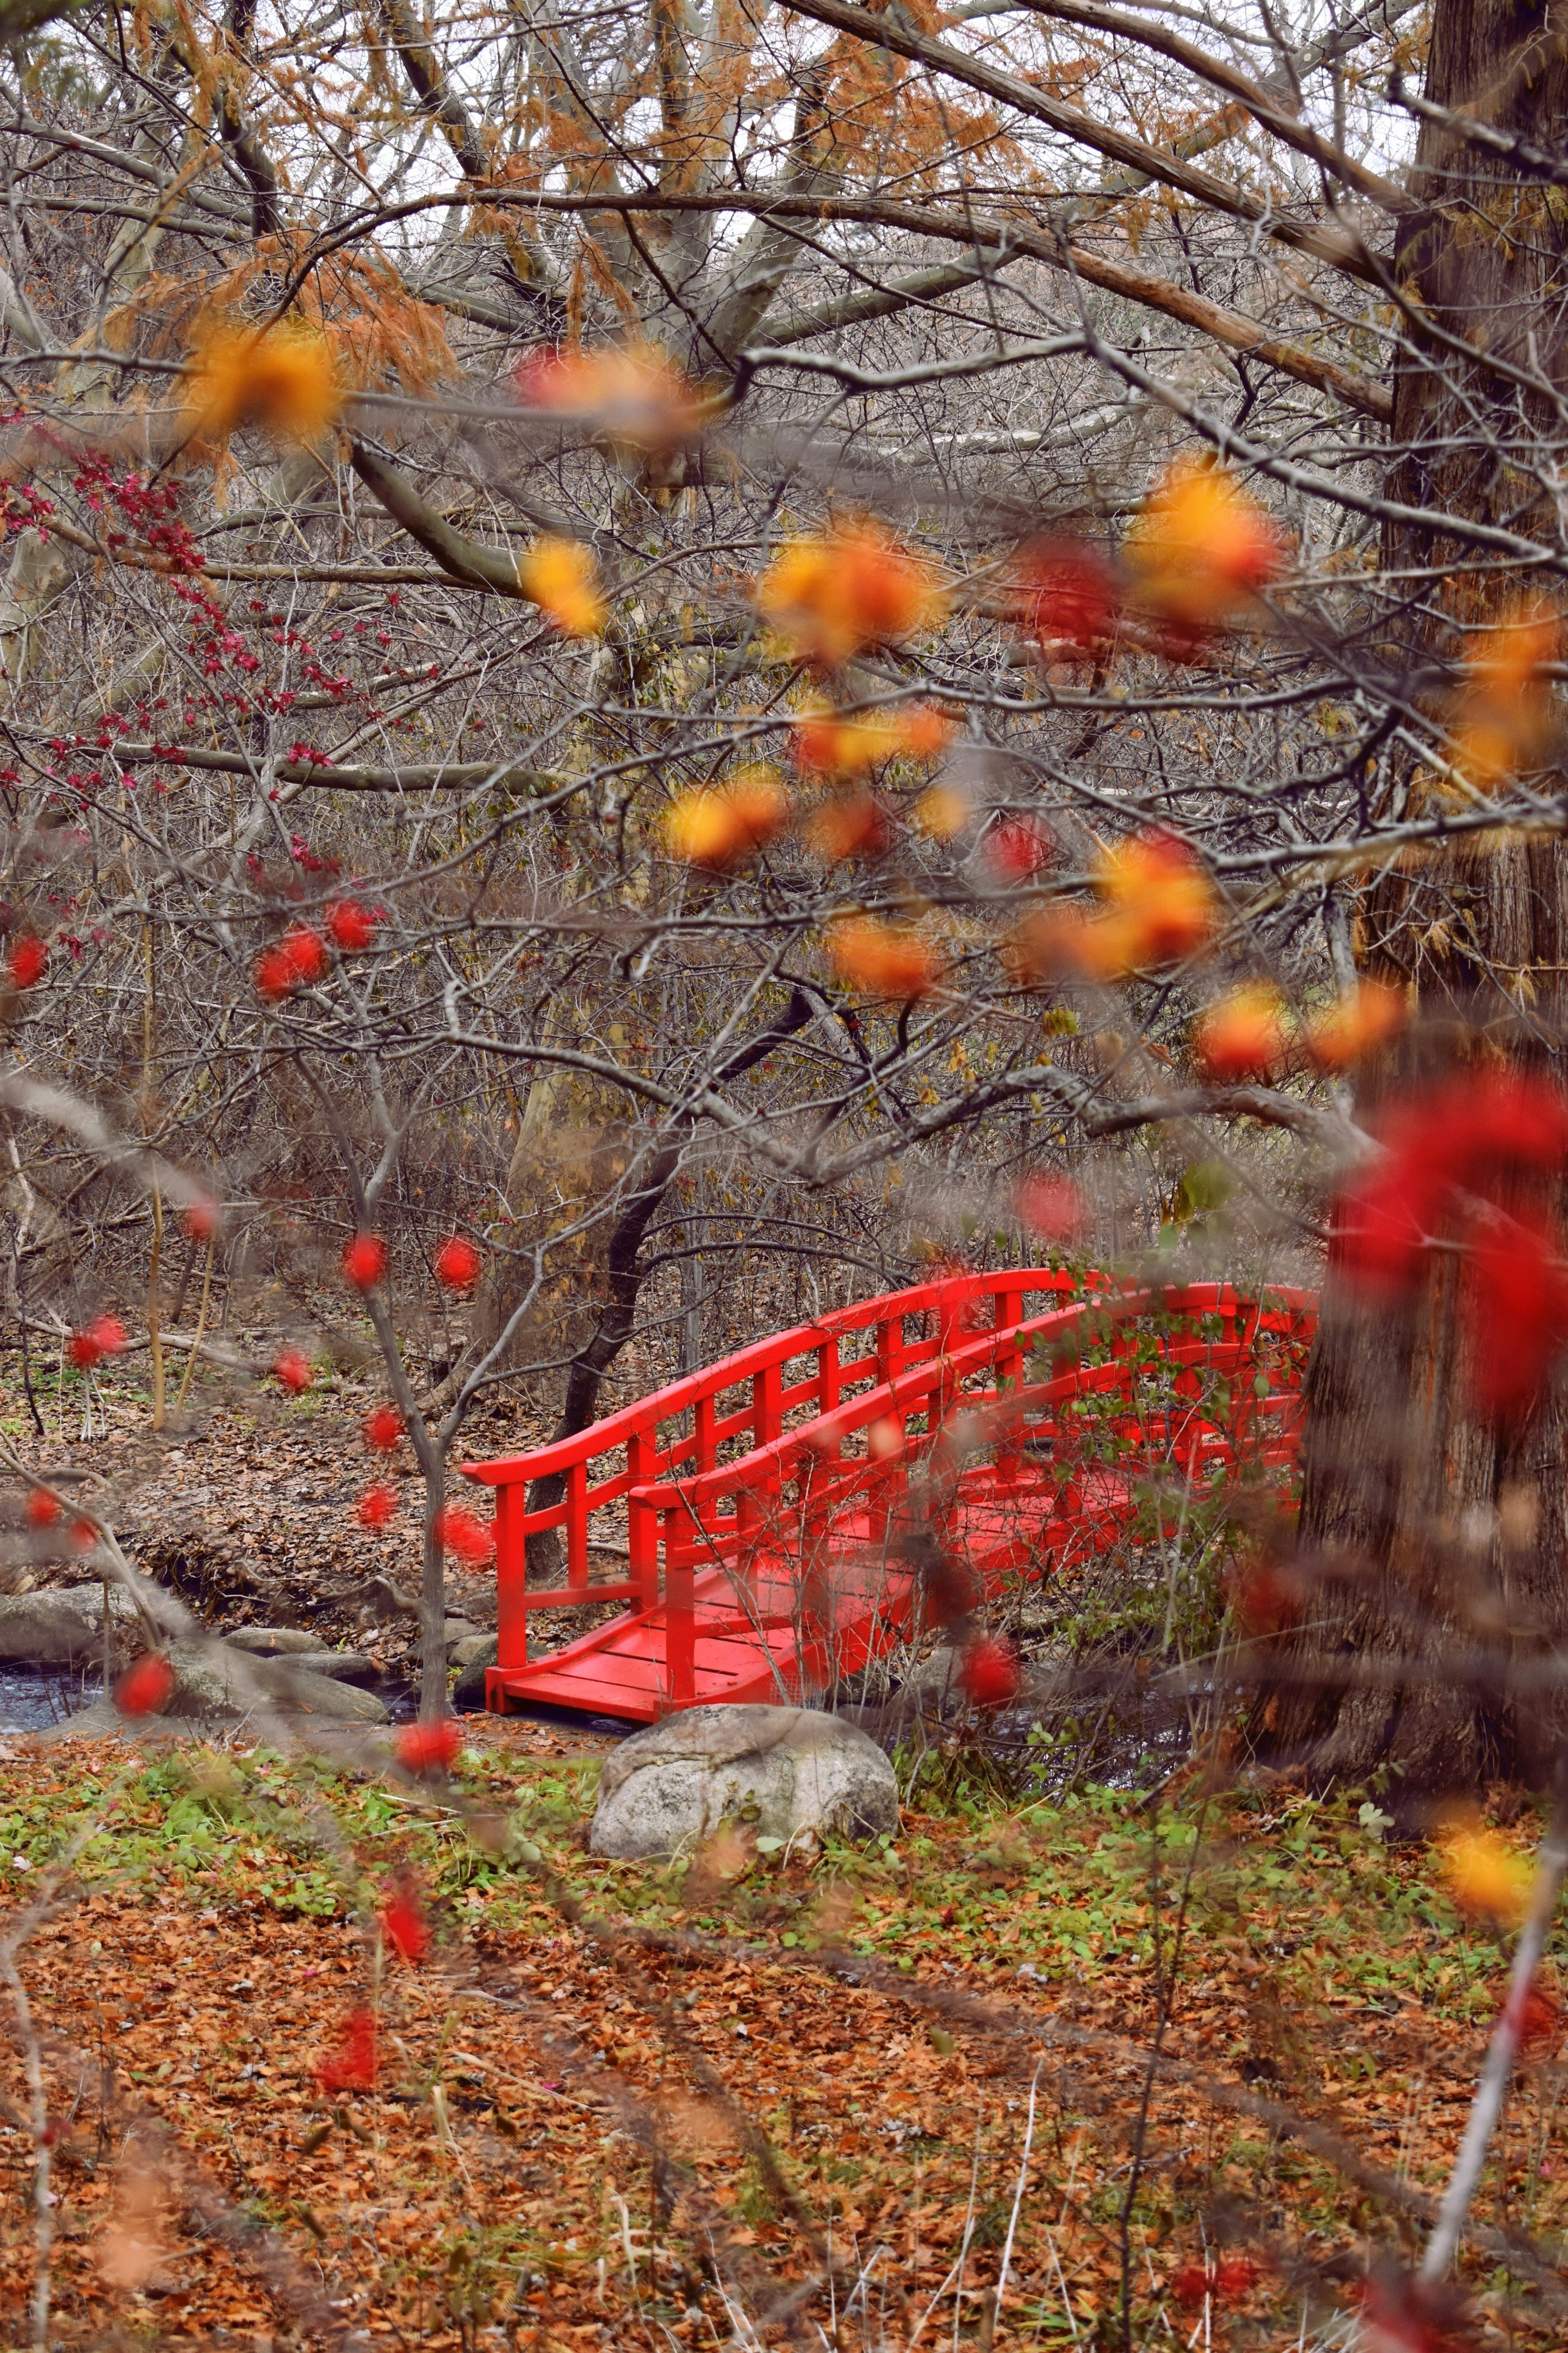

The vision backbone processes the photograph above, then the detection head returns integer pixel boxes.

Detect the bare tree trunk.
[1262,0,1568,1799]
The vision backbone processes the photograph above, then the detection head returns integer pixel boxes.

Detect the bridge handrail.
[630,1280,1316,1517]
[461,1267,1087,1491]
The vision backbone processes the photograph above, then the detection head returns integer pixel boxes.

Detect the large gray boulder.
[590,1704,899,1860]
[226,1627,329,1658]
[0,1581,154,1665]
[287,1650,379,1687]
[161,1642,389,1725]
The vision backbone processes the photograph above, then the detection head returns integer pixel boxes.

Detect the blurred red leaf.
[433,1505,494,1562]
[327,899,378,952]
[256,924,327,1002]
[381,1879,430,1963]
[1016,538,1116,653]
[1466,1214,1568,1426]
[433,1235,481,1291]
[115,1654,175,1719]
[24,1488,60,1529]
[316,2005,378,2095]
[356,1483,398,1529]
[396,1718,462,1774]
[6,935,47,989]
[959,1637,1020,1708]
[1504,1969,1562,2059]
[273,1347,312,1396]
[342,1231,387,1291]
[1016,1171,1084,1243]
[66,1314,127,1370]
[362,1404,405,1452]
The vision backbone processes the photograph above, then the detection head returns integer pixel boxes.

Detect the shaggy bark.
[1260,0,1568,1801]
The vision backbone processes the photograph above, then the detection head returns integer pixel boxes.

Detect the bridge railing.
[461,1268,1086,1674]
[463,1272,1316,1704]
[629,1280,1316,1704]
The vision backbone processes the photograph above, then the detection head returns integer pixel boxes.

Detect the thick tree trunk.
[1260,0,1568,1799]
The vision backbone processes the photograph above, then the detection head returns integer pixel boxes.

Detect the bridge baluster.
[629,1427,657,1616]
[663,1507,697,1709]
[567,1460,589,1597]
[495,1481,529,1669]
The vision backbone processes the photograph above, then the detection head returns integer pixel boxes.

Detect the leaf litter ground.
[0,1724,1557,2348]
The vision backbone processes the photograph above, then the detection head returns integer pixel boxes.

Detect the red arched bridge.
[462,1271,1317,1725]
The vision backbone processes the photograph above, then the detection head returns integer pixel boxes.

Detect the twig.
[992,2059,1042,2336]
[1419,1802,1568,2282]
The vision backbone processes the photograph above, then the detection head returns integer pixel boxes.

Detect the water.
[0,1665,106,1732]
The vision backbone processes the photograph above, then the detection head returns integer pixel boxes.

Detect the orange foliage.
[518,536,606,637]
[1126,458,1285,645]
[1193,985,1288,1082]
[1440,1824,1533,1925]
[1010,832,1217,982]
[1302,981,1406,1071]
[184,320,342,443]
[514,342,704,451]
[759,524,946,666]
[828,917,944,1001]
[793,704,953,775]
[1449,603,1560,786]
[807,791,890,862]
[666,770,790,869]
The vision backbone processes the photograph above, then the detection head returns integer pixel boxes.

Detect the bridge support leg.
[664,1508,696,1710]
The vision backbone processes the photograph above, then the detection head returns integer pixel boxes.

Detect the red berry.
[958,1637,1020,1709]
[66,1314,126,1371]
[362,1404,404,1452]
[273,1347,312,1396]
[180,1197,218,1244]
[255,925,327,1001]
[1169,2262,1213,2308]
[316,2005,378,2095]
[24,1489,60,1529]
[395,1718,463,1775]
[342,1231,387,1291]
[255,945,294,1002]
[115,1654,175,1719]
[986,816,1053,879]
[356,1482,398,1529]
[283,924,327,983]
[433,1236,481,1291]
[433,1505,494,1563]
[380,1884,429,1962]
[1017,538,1117,652]
[327,899,377,952]
[6,936,46,989]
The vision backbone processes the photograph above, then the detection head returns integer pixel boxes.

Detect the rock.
[590,1704,899,1861]
[287,1651,379,1687]
[452,1635,498,1709]
[226,1627,330,1658]
[900,1646,963,1710]
[0,1581,161,1667]
[443,1618,479,1649]
[158,1642,389,1725]
[263,1661,389,1723]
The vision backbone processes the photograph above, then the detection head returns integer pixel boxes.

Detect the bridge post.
[663,1506,697,1709]
[566,1459,589,1598]
[493,1480,529,1679]
[817,1333,840,1413]
[629,1428,658,1616]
